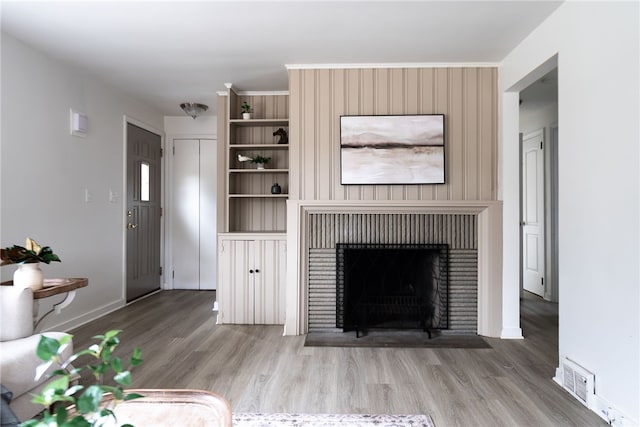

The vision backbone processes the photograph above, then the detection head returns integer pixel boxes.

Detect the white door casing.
[522,129,545,297]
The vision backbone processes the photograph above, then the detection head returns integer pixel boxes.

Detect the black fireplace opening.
[336,243,448,337]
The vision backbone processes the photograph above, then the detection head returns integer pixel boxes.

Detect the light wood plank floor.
[70,291,606,427]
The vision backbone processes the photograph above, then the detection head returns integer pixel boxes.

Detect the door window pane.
[141,162,150,201]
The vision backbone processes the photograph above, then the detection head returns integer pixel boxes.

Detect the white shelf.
[229,169,288,173]
[229,119,288,127]
[228,194,289,198]
[230,144,289,150]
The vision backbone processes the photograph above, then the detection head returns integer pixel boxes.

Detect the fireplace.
[336,243,449,337]
[284,201,503,338]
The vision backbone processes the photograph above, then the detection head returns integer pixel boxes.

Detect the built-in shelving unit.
[220,84,289,233]
[216,85,289,326]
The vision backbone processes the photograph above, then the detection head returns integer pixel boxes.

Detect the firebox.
[336,243,449,338]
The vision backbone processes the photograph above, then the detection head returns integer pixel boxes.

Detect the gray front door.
[126,123,162,302]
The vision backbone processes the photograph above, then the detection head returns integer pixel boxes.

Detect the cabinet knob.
[255,269,260,273]
[249,269,254,274]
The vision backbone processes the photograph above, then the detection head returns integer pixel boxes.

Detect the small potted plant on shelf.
[241,102,251,120]
[251,155,271,170]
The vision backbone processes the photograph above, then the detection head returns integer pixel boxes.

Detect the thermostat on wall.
[70,109,88,137]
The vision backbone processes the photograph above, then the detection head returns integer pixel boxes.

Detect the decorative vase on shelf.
[242,113,251,120]
[271,183,282,194]
[13,262,44,291]
[256,163,265,170]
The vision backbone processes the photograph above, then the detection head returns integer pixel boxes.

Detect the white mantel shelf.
[284,200,504,338]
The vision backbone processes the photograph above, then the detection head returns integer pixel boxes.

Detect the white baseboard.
[500,327,524,339]
[554,367,638,426]
[591,392,638,426]
[39,299,125,333]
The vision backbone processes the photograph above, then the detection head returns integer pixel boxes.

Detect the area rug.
[233,413,435,427]
[304,330,490,349]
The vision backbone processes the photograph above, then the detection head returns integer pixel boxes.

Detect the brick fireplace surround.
[284,200,503,337]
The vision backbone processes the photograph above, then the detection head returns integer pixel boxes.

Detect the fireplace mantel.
[285,200,503,337]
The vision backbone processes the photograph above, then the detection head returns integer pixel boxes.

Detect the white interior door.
[172,139,216,290]
[199,139,217,290]
[522,129,545,297]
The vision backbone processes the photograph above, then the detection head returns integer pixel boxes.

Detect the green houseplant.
[251,155,271,170]
[1,238,61,266]
[240,102,251,119]
[21,330,143,427]
[2,238,61,290]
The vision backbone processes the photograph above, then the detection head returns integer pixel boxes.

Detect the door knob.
[127,223,138,229]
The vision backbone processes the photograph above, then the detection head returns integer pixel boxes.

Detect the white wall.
[1,33,164,330]
[500,2,639,423]
[520,103,557,136]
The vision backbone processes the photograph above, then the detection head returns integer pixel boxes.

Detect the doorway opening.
[518,66,559,336]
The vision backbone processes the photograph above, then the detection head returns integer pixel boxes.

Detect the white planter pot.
[13,263,44,290]
[256,163,265,170]
[242,113,251,120]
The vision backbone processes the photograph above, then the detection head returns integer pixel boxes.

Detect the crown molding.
[237,90,289,96]
[285,62,499,70]
[220,84,288,96]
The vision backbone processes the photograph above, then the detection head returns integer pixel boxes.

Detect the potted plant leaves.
[251,155,271,170]
[241,102,251,119]
[22,330,143,427]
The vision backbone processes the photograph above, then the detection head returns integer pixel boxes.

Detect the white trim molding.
[286,62,499,70]
[285,200,505,338]
[222,83,288,96]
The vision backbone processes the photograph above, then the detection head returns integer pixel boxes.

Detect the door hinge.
[173,145,176,155]
[540,141,543,149]
[159,266,163,276]
[541,277,544,285]
[160,148,164,157]
[172,270,175,278]
[160,207,163,217]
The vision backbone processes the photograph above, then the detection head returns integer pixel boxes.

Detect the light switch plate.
[70,108,88,137]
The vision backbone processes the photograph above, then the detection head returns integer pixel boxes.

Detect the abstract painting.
[340,115,445,184]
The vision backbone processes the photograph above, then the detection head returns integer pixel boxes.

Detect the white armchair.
[0,286,74,421]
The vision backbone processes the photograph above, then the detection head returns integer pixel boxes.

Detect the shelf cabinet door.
[217,236,286,325]
[254,239,286,324]
[218,239,254,324]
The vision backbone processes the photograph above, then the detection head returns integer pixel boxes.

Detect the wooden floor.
[70,291,606,427]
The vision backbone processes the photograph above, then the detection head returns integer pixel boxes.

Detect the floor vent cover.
[561,357,595,405]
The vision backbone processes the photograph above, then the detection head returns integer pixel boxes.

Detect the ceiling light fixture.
[180,102,208,119]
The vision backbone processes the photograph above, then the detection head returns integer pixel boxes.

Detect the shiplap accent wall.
[288,67,498,201]
[307,213,478,333]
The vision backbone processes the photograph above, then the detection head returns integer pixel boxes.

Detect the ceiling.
[1,1,563,117]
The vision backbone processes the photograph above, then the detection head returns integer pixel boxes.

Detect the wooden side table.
[1,278,88,329]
